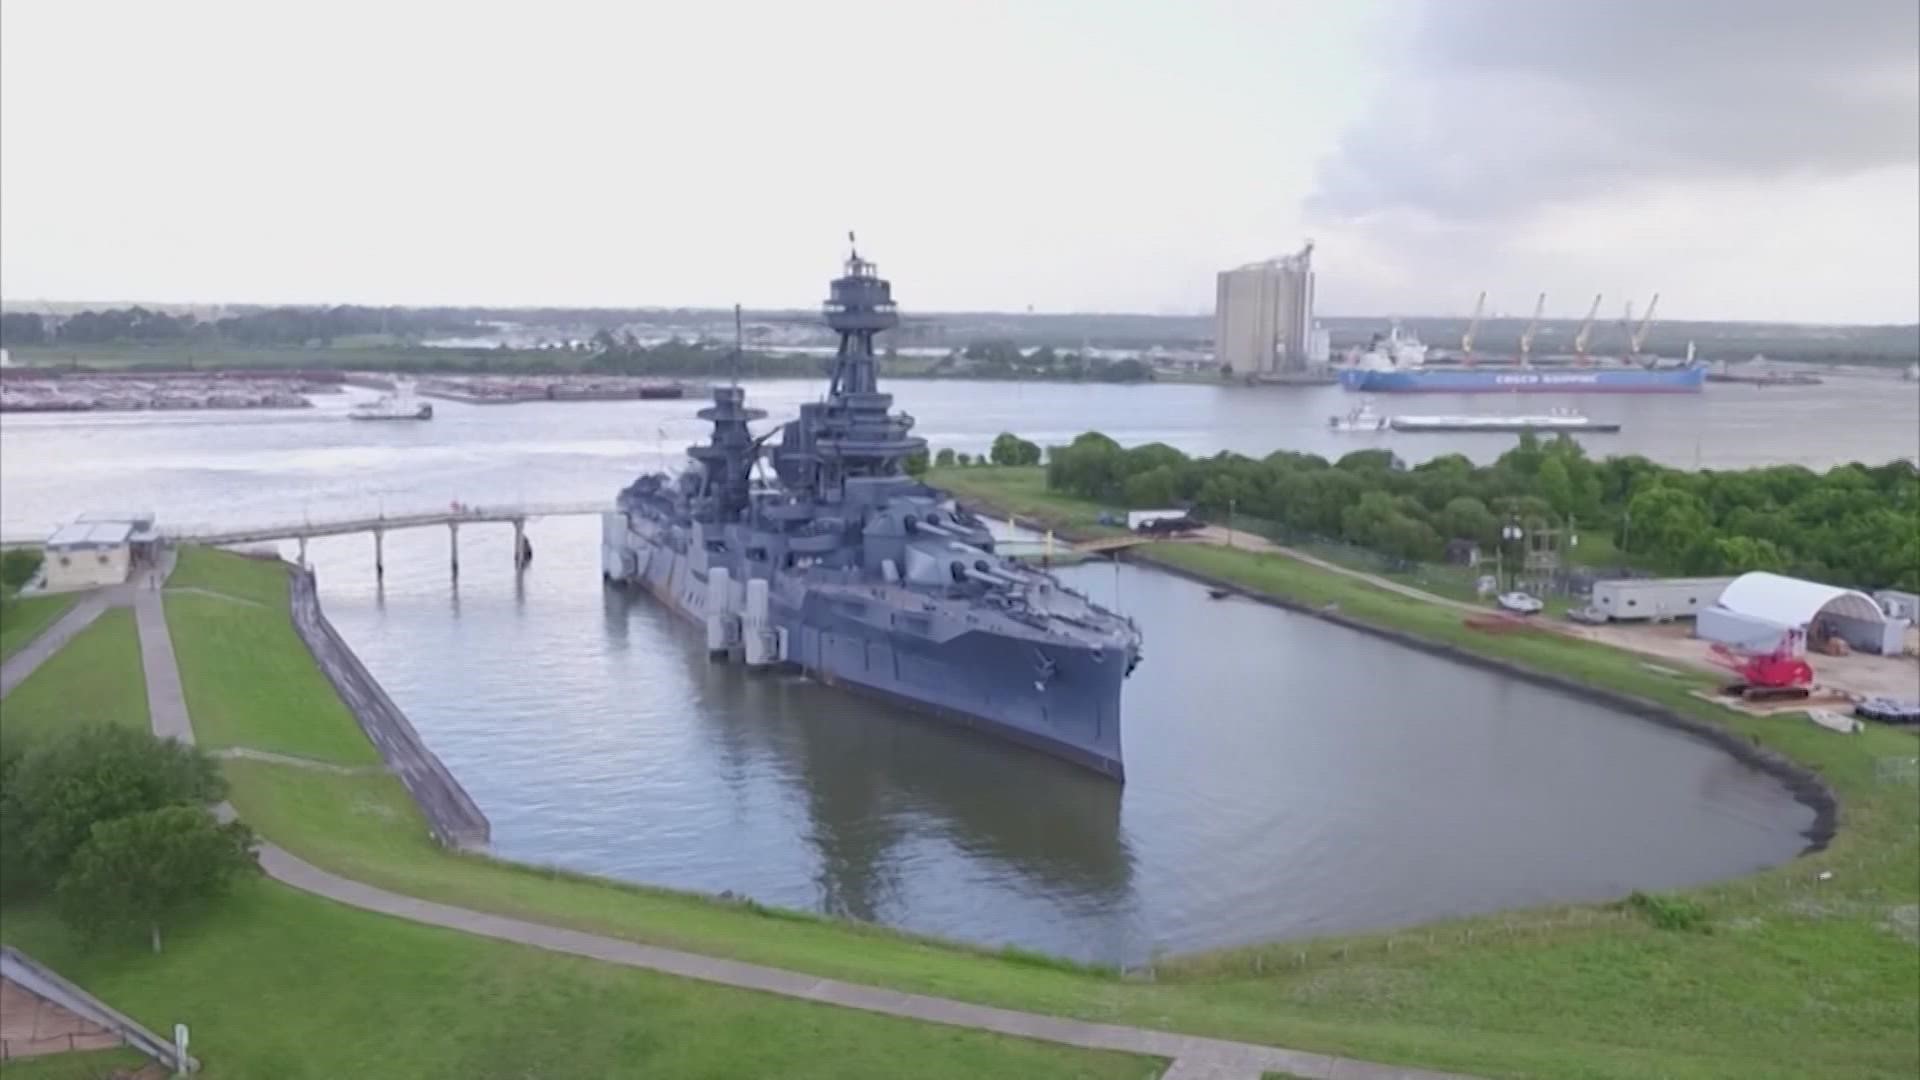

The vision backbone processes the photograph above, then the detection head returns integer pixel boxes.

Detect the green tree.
[56,806,256,952]
[1439,496,1499,545]
[933,448,956,468]
[989,433,1042,467]
[1123,442,1187,475]
[1711,536,1789,574]
[1123,466,1180,508]
[1537,457,1574,518]
[1335,448,1399,475]
[1045,432,1125,499]
[8,726,225,888]
[0,549,42,591]
[903,448,929,478]
[0,730,29,897]
[1622,486,1712,561]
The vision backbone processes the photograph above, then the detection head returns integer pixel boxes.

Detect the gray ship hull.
[604,520,1126,779]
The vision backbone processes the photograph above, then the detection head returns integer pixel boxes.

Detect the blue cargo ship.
[1338,325,1705,393]
[1341,365,1707,394]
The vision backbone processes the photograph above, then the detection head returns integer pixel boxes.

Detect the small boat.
[1206,587,1232,600]
[351,380,433,421]
[1329,401,1388,432]
[1808,709,1863,734]
[1389,408,1620,434]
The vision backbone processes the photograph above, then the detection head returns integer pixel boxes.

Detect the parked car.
[1497,591,1544,615]
[1566,604,1609,625]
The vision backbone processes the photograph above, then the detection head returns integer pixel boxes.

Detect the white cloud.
[1306,0,1920,322]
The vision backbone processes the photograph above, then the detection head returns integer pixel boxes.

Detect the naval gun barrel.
[962,558,1027,588]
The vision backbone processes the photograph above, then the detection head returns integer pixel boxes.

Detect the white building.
[41,512,157,591]
[1214,243,1316,375]
[1700,571,1906,656]
[1589,576,1734,622]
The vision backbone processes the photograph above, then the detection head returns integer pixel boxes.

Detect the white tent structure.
[1705,572,1904,655]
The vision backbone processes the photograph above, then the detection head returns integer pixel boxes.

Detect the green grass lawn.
[0,590,80,662]
[167,546,293,607]
[926,466,1126,534]
[163,583,378,766]
[111,545,1920,1079]
[0,883,1156,1080]
[0,608,148,741]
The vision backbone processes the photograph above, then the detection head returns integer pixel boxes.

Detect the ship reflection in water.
[599,580,1136,949]
[601,586,1135,934]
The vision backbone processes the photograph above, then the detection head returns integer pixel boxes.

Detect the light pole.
[1501,519,1524,593]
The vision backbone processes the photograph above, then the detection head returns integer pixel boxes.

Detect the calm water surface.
[0,378,1859,961]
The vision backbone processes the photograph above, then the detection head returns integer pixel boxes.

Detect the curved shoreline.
[318,521,1834,959]
[1129,549,1837,852]
[975,503,1839,860]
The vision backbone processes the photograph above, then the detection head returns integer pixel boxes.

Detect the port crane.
[1572,293,1603,365]
[1517,292,1546,367]
[1628,293,1660,360]
[1459,291,1486,365]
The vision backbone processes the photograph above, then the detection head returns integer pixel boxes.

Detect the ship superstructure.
[603,243,1142,778]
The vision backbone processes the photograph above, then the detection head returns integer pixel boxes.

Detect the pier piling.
[512,518,526,569]
[373,528,385,579]
[448,522,460,579]
[297,536,308,566]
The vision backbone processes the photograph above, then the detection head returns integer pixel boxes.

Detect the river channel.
[0,380,1854,963]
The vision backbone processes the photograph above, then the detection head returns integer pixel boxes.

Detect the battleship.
[601,243,1142,779]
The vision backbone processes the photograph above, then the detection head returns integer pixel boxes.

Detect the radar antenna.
[732,303,743,388]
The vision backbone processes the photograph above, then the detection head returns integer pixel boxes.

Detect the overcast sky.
[3,0,1915,322]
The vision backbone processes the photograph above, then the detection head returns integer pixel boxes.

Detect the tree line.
[1039,431,1920,592]
[946,341,1156,383]
[0,306,479,349]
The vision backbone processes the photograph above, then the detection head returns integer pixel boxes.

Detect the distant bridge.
[162,501,611,547]
[165,500,613,578]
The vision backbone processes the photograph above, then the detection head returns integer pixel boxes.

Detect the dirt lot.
[1168,524,1920,703]
[1564,619,1920,700]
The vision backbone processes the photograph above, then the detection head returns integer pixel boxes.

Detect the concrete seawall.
[288,567,490,849]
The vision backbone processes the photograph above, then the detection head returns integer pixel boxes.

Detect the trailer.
[1127,509,1194,531]
[1588,576,1734,623]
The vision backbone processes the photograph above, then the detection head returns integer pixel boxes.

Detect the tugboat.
[350,379,433,421]
[602,240,1143,779]
[1329,401,1388,431]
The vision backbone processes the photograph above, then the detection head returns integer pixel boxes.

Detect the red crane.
[1708,629,1814,702]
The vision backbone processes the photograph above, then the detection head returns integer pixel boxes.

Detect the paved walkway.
[0,591,111,698]
[250,840,1468,1079]
[107,553,1477,1080]
[132,589,193,745]
[1186,526,1484,614]
[212,746,387,775]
